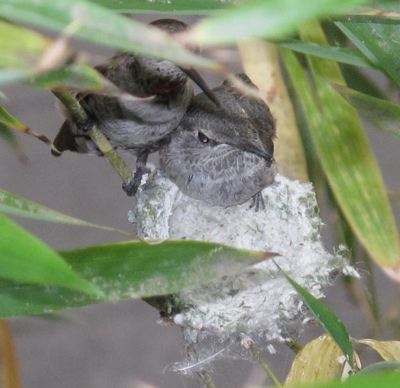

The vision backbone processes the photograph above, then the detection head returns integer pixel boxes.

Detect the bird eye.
[198,131,210,144]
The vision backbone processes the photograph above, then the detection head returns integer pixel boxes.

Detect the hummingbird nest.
[129,171,354,374]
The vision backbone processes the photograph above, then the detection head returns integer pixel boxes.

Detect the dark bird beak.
[180,67,221,108]
[247,147,273,165]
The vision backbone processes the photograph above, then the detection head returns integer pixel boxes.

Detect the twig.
[241,337,282,387]
[0,320,22,388]
[285,338,303,354]
[52,89,132,184]
[198,370,217,388]
[250,347,282,388]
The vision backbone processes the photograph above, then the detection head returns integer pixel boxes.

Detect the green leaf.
[25,64,134,97]
[0,20,50,71]
[0,214,100,296]
[26,64,106,91]
[0,0,219,71]
[0,188,126,234]
[0,240,264,318]
[0,105,50,144]
[0,121,28,160]
[186,0,370,47]
[280,40,376,69]
[89,0,237,14]
[0,106,27,131]
[0,122,17,145]
[357,361,400,375]
[282,22,400,268]
[334,84,400,139]
[298,371,400,388]
[0,20,121,91]
[340,65,386,99]
[336,4,400,88]
[276,263,354,368]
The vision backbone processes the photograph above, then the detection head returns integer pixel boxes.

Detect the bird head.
[139,19,220,106]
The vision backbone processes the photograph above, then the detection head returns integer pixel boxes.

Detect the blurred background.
[1,14,400,388]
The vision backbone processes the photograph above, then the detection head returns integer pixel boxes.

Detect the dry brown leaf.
[238,41,308,182]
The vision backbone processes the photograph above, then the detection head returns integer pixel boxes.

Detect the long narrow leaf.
[0,105,49,144]
[336,4,400,88]
[0,214,100,295]
[185,0,370,47]
[280,40,376,69]
[0,188,126,233]
[356,361,400,375]
[358,339,400,361]
[0,240,265,318]
[282,22,400,269]
[0,20,50,71]
[89,0,236,14]
[277,264,354,368]
[335,84,400,139]
[238,41,308,181]
[0,0,219,70]
[304,372,400,388]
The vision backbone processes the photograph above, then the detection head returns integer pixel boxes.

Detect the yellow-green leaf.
[334,84,400,140]
[0,20,50,71]
[282,21,400,270]
[285,335,348,386]
[0,0,219,70]
[238,41,308,182]
[0,105,50,144]
[358,339,400,361]
[186,0,370,47]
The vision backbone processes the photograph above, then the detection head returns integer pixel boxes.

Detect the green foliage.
[89,0,236,14]
[279,40,376,69]
[0,214,100,295]
[1,0,400,385]
[0,20,49,71]
[0,188,125,233]
[282,22,400,267]
[186,0,370,46]
[336,3,400,88]
[0,0,218,70]
[0,240,263,318]
[278,265,354,368]
[336,85,400,139]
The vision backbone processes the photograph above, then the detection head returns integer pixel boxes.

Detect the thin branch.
[285,338,303,354]
[0,320,22,388]
[52,89,133,184]
[198,370,217,388]
[250,347,282,388]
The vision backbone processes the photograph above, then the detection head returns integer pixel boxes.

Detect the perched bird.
[51,18,219,196]
[159,74,276,208]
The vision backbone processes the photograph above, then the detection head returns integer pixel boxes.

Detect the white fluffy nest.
[129,171,353,373]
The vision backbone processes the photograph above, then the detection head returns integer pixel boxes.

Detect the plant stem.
[0,320,22,388]
[52,89,133,184]
[285,338,303,354]
[198,370,217,388]
[250,347,282,387]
